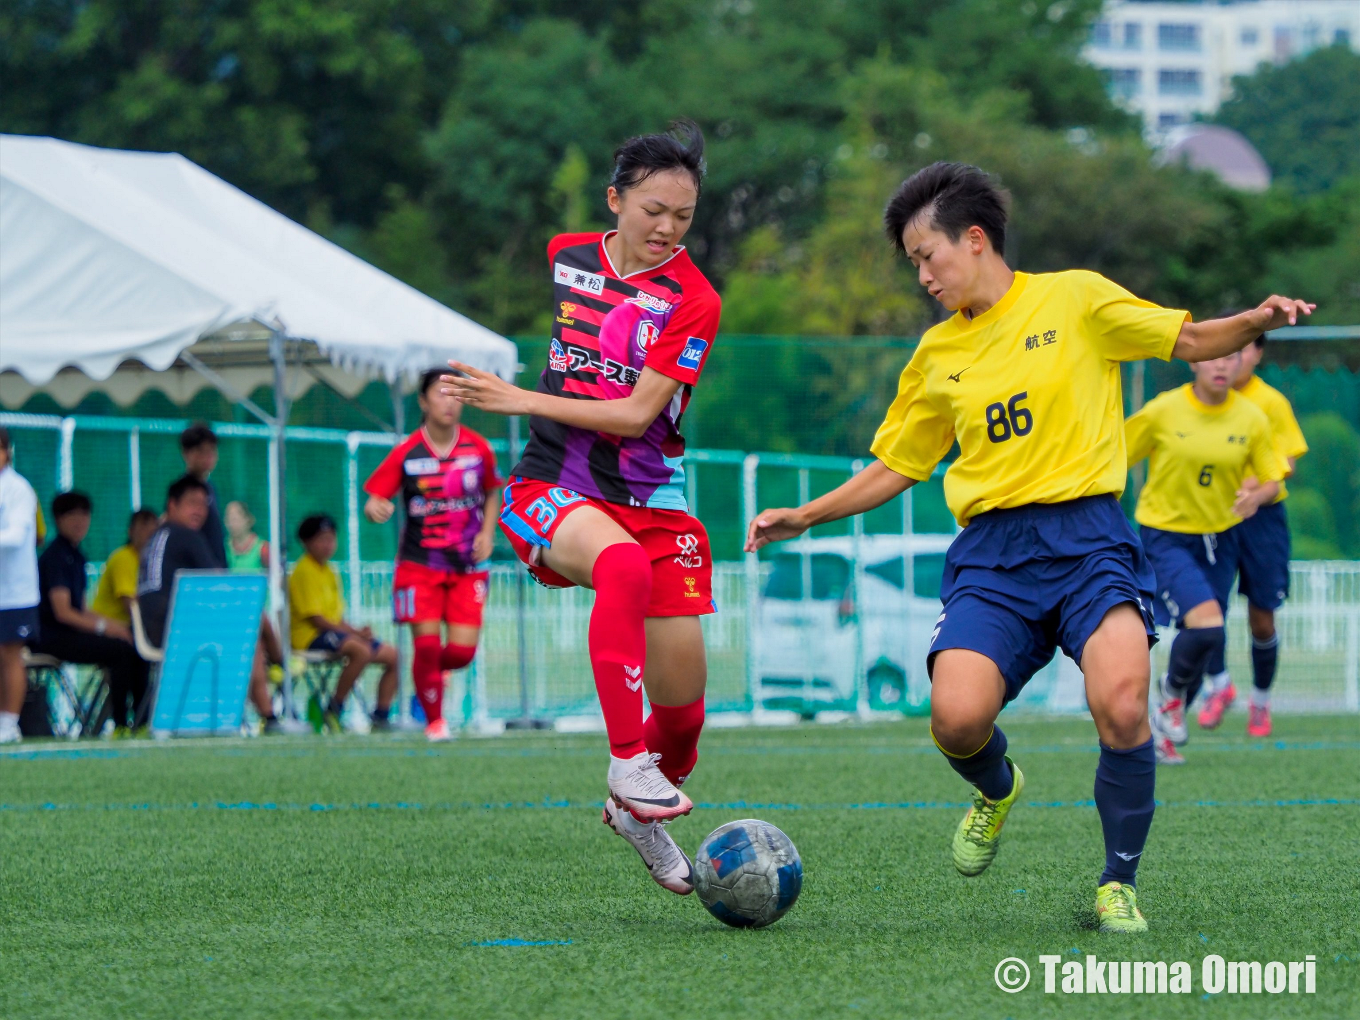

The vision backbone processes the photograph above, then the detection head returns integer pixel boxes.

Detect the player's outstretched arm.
[745,460,916,552]
[442,362,680,438]
[1172,295,1315,363]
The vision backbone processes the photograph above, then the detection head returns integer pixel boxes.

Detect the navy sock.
[1251,634,1279,691]
[1095,739,1156,887]
[371,705,391,722]
[1166,626,1223,709]
[1205,635,1225,677]
[936,725,1013,801]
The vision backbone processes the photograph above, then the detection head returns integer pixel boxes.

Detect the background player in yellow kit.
[1125,352,1285,765]
[746,161,1313,933]
[1197,332,1309,737]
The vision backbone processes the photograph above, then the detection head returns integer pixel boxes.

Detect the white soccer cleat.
[1149,700,1186,764]
[607,751,693,822]
[0,721,20,745]
[603,796,694,895]
[425,719,452,742]
[1155,674,1188,745]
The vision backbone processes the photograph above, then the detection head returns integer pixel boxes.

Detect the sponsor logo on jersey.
[554,262,606,296]
[602,358,640,388]
[678,337,708,371]
[674,533,703,569]
[549,339,568,372]
[683,576,701,597]
[636,319,660,356]
[556,301,578,325]
[628,292,673,314]
[404,457,441,476]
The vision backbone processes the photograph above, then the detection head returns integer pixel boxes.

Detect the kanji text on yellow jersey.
[871,270,1189,526]
[1126,384,1285,534]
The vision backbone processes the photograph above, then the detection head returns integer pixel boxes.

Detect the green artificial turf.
[1,715,1357,1019]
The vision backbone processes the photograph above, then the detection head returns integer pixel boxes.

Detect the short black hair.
[52,490,92,518]
[0,426,9,452]
[610,120,706,196]
[884,162,1008,256]
[180,422,218,451]
[418,368,445,397]
[298,513,337,542]
[166,474,209,505]
[130,508,159,528]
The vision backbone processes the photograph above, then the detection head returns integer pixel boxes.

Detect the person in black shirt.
[137,476,218,648]
[179,423,227,569]
[30,491,151,734]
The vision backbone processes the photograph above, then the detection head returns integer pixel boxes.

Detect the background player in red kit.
[363,369,501,741]
[443,121,719,895]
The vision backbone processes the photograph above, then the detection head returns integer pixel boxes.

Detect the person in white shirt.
[0,427,41,744]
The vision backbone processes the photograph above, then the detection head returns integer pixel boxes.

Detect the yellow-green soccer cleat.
[951,756,1024,877]
[1096,881,1148,933]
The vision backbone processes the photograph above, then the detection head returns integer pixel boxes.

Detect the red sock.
[440,643,476,671]
[644,697,705,786]
[413,634,444,724]
[590,543,651,758]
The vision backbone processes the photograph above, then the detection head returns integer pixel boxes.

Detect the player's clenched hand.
[364,494,394,524]
[443,362,532,416]
[1248,295,1315,333]
[1233,486,1265,520]
[745,508,810,552]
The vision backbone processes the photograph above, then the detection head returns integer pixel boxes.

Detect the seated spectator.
[0,426,40,744]
[91,509,159,626]
[289,514,398,733]
[225,501,270,572]
[139,475,285,734]
[31,491,150,736]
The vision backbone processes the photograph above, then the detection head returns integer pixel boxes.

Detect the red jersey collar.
[598,230,686,280]
[420,424,461,460]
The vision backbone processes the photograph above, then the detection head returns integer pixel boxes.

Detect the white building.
[1084,1,1360,134]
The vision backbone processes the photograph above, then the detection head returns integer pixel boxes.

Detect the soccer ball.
[693,819,802,928]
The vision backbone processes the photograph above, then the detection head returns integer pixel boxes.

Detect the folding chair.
[22,648,108,738]
[293,648,372,732]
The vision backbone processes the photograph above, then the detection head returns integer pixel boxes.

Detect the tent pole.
[270,331,293,720]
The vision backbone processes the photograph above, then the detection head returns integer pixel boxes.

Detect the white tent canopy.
[0,134,517,407]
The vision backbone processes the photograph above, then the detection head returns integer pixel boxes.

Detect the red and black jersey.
[364,426,500,572]
[510,231,721,510]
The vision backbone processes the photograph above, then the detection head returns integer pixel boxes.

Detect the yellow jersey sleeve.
[1124,405,1156,466]
[1247,416,1286,486]
[90,545,138,625]
[1077,271,1189,364]
[289,557,341,649]
[870,358,955,481]
[1261,385,1308,462]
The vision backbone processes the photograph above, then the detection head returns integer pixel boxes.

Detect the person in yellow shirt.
[91,509,159,626]
[1196,333,1309,738]
[744,161,1314,933]
[289,514,398,734]
[1125,353,1284,765]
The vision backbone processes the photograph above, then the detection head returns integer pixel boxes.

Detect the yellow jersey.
[871,270,1189,526]
[289,554,344,650]
[90,544,139,625]
[1126,384,1285,534]
[1235,374,1307,502]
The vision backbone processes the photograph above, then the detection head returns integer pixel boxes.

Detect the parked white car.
[754,533,956,717]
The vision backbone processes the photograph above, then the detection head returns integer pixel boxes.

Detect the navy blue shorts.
[309,630,382,655]
[929,495,1157,704]
[1140,525,1239,628]
[1234,501,1290,611]
[0,606,39,644]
